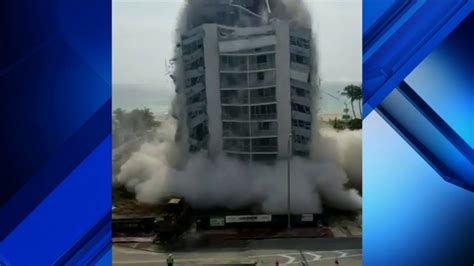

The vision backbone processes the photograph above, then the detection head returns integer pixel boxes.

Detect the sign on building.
[225,215,272,223]
[209,217,225,227]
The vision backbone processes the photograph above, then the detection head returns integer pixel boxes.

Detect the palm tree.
[341,85,362,119]
[354,85,362,118]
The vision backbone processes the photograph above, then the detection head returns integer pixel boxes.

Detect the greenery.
[341,84,362,119]
[333,84,363,130]
[112,107,160,148]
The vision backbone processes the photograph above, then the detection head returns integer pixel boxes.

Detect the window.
[257,72,265,81]
[257,55,267,64]
[290,36,297,46]
[258,122,270,130]
[290,36,310,49]
[252,87,275,98]
[291,54,310,65]
[292,103,311,114]
[251,104,276,115]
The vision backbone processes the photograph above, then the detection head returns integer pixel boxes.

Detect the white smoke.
[116,117,362,213]
[114,0,362,214]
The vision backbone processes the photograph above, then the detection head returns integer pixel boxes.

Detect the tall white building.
[175,3,314,162]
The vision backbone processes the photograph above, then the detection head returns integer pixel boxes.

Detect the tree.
[341,84,362,119]
[113,108,126,124]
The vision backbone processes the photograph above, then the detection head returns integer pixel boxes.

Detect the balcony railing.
[185,82,205,96]
[221,96,249,105]
[248,79,275,88]
[223,129,250,137]
[222,113,250,121]
[292,111,311,122]
[291,94,312,106]
[220,81,248,89]
[250,96,276,104]
[248,62,275,70]
[183,49,203,63]
[251,113,277,120]
[252,145,278,153]
[293,142,309,152]
[250,127,278,137]
[220,64,247,72]
[223,144,250,152]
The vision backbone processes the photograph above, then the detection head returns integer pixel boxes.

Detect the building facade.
[176,19,314,161]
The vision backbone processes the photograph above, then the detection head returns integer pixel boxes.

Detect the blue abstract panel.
[363,0,472,117]
[0,0,111,264]
[364,0,474,265]
[405,14,473,148]
[364,113,474,266]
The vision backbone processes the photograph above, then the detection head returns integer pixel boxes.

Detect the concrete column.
[274,21,291,158]
[202,24,223,158]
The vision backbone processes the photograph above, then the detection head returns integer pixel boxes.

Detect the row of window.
[182,39,203,55]
[292,103,311,114]
[252,87,275,98]
[293,134,310,144]
[185,75,204,87]
[251,104,277,115]
[223,138,278,150]
[292,119,311,130]
[184,57,204,71]
[220,71,276,88]
[226,153,277,162]
[290,53,310,65]
[187,91,206,105]
[223,121,274,132]
[222,104,277,120]
[188,109,205,119]
[291,86,310,97]
[221,45,276,54]
[290,36,310,49]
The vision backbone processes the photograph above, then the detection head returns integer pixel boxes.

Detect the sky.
[113,0,362,114]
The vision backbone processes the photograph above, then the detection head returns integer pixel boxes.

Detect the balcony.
[223,143,250,153]
[223,128,250,138]
[221,96,249,105]
[186,101,206,113]
[293,142,309,152]
[184,68,205,79]
[290,79,312,90]
[250,122,278,137]
[220,63,247,72]
[220,73,248,89]
[222,112,250,121]
[290,62,310,73]
[248,79,275,88]
[250,95,276,104]
[248,61,275,71]
[185,82,205,96]
[290,45,311,57]
[293,126,311,138]
[251,113,277,120]
[252,145,278,153]
[292,111,311,122]
[291,94,312,106]
[187,113,207,128]
[183,49,203,63]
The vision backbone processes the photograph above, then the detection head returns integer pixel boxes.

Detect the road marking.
[114,249,362,265]
[334,251,348,257]
[279,254,296,265]
[304,251,322,261]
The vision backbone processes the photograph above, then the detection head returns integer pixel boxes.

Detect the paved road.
[113,238,361,265]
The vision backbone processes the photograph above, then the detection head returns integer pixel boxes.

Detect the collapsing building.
[173,0,315,161]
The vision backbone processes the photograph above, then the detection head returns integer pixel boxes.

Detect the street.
[113,238,362,265]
